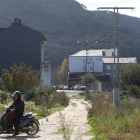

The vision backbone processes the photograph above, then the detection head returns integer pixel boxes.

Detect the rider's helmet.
[13,91,21,100]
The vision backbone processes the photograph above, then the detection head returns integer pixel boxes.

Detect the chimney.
[14,18,18,24]
[18,19,22,24]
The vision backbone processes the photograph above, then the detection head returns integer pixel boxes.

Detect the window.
[113,64,116,70]
[107,65,111,70]
[88,58,93,64]
[95,66,99,70]
[96,58,101,62]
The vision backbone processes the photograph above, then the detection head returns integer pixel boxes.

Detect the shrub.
[127,85,140,99]
[53,93,69,107]
[87,90,140,139]
[24,90,35,101]
[120,91,130,100]
[0,92,8,104]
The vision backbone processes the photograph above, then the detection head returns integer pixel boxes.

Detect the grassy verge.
[87,91,140,140]
[0,92,70,120]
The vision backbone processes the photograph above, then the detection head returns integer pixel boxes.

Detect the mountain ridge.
[0,0,139,67]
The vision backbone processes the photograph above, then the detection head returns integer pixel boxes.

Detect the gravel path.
[0,91,93,140]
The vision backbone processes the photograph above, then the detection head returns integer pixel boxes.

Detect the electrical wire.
[78,0,105,43]
[91,12,114,42]
[95,14,129,43]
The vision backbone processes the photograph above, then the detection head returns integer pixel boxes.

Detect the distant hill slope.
[0,0,140,67]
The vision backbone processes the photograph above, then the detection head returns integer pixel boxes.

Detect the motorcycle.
[0,107,40,135]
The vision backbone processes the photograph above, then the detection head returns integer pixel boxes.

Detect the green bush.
[0,92,8,104]
[120,91,130,100]
[24,90,35,101]
[127,85,140,99]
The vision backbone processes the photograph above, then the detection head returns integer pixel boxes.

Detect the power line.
[92,12,113,41]
[79,0,105,43]
[97,15,128,43]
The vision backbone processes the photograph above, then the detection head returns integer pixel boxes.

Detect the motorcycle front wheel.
[0,124,3,134]
[26,121,39,135]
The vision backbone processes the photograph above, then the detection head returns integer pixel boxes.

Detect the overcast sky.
[76,0,140,18]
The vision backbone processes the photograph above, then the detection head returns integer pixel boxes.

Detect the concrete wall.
[69,56,103,73]
[89,82,102,91]
[41,61,53,88]
[89,82,113,91]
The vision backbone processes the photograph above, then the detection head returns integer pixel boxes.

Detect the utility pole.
[85,49,89,99]
[97,7,135,107]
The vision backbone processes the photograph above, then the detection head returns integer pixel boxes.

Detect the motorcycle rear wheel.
[0,124,3,134]
[26,121,39,135]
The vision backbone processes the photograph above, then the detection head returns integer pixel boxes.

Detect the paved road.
[0,91,93,140]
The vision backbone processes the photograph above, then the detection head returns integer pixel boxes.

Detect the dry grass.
[87,91,140,140]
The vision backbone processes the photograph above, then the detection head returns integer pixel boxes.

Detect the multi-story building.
[68,49,137,88]
[103,57,137,80]
[69,50,103,73]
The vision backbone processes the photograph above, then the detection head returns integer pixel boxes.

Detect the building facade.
[0,18,53,88]
[103,57,137,80]
[0,18,47,74]
[68,49,137,88]
[69,50,103,73]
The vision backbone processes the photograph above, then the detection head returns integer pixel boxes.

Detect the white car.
[63,86,68,90]
[79,85,86,90]
[74,84,82,90]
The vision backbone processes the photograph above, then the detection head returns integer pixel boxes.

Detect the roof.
[70,48,117,57]
[70,50,103,57]
[102,49,117,57]
[0,24,47,42]
[96,75,110,82]
[103,57,137,63]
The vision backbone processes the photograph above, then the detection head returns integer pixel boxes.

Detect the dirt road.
[0,91,93,140]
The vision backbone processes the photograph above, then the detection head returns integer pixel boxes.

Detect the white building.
[69,50,103,73]
[68,49,137,88]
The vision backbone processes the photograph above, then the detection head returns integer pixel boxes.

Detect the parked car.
[74,85,78,90]
[74,84,82,90]
[70,86,74,90]
[58,85,64,90]
[77,84,82,90]
[79,85,86,90]
[63,86,68,90]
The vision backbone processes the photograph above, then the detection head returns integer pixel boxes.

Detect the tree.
[120,63,140,98]
[81,73,96,85]
[59,58,69,84]
[2,62,40,93]
[53,66,61,86]
[120,63,140,86]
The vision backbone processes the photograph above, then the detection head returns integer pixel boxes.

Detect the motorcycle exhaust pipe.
[22,127,34,132]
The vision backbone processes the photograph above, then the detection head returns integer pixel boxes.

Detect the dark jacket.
[10,97,24,114]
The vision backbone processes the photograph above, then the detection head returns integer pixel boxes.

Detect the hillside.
[0,0,140,67]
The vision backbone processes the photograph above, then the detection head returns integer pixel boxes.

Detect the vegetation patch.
[87,91,140,140]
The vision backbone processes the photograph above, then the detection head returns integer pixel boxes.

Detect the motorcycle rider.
[10,91,24,136]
